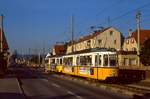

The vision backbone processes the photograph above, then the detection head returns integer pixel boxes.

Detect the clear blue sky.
[0,0,150,54]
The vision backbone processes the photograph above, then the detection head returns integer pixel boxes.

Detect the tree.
[140,38,150,66]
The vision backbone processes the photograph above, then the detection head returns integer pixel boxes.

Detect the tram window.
[86,56,92,66]
[60,59,62,65]
[68,57,73,66]
[76,57,80,65]
[57,59,59,65]
[103,55,108,66]
[80,56,86,65]
[63,57,73,66]
[95,55,101,66]
[80,55,92,66]
[63,58,67,65]
[45,59,48,64]
[51,59,55,64]
[109,55,116,66]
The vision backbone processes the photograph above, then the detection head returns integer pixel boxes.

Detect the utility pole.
[38,51,41,67]
[71,15,74,53]
[28,48,31,65]
[42,41,45,67]
[0,15,3,52]
[136,10,141,66]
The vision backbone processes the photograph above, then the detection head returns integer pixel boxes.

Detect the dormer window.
[126,40,129,44]
[131,39,134,43]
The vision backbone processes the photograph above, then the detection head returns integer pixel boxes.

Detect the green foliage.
[140,38,150,66]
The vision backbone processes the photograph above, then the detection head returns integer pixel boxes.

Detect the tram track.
[48,73,150,97]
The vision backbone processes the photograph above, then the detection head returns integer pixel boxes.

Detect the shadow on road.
[2,66,46,79]
[0,92,25,99]
[28,93,87,99]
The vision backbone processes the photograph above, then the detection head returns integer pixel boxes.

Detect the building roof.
[0,29,9,51]
[74,27,111,44]
[128,29,150,45]
[53,44,66,55]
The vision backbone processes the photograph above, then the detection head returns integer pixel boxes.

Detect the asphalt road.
[9,65,130,99]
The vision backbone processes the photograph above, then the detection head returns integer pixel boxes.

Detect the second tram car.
[46,48,118,81]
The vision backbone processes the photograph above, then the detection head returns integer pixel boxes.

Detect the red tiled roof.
[0,29,9,51]
[130,30,150,45]
[54,44,66,55]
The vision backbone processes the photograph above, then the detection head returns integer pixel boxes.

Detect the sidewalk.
[0,78,25,99]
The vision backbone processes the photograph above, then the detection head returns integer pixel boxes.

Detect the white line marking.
[67,91,83,99]
[42,79,49,82]
[16,79,23,94]
[51,83,60,88]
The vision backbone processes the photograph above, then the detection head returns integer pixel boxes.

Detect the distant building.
[123,29,150,51]
[66,27,124,54]
[117,51,138,67]
[52,44,67,55]
[120,29,150,67]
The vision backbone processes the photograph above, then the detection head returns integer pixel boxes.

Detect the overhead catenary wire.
[78,0,123,33]
[96,0,122,16]
[106,2,150,24]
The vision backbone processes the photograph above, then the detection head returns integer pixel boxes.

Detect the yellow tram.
[46,48,118,81]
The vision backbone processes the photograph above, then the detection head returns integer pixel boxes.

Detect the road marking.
[16,78,23,94]
[67,91,83,99]
[42,79,49,82]
[51,83,60,88]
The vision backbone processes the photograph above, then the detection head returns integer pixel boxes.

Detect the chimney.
[128,29,132,37]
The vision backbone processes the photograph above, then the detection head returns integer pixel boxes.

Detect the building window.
[132,47,136,51]
[114,40,116,44]
[98,39,102,45]
[110,31,113,36]
[124,58,129,66]
[87,40,91,48]
[129,58,137,66]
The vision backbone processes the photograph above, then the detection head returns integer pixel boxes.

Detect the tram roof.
[48,48,116,58]
[68,48,116,55]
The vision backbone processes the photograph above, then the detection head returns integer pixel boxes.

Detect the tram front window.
[109,55,117,66]
[51,59,55,65]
